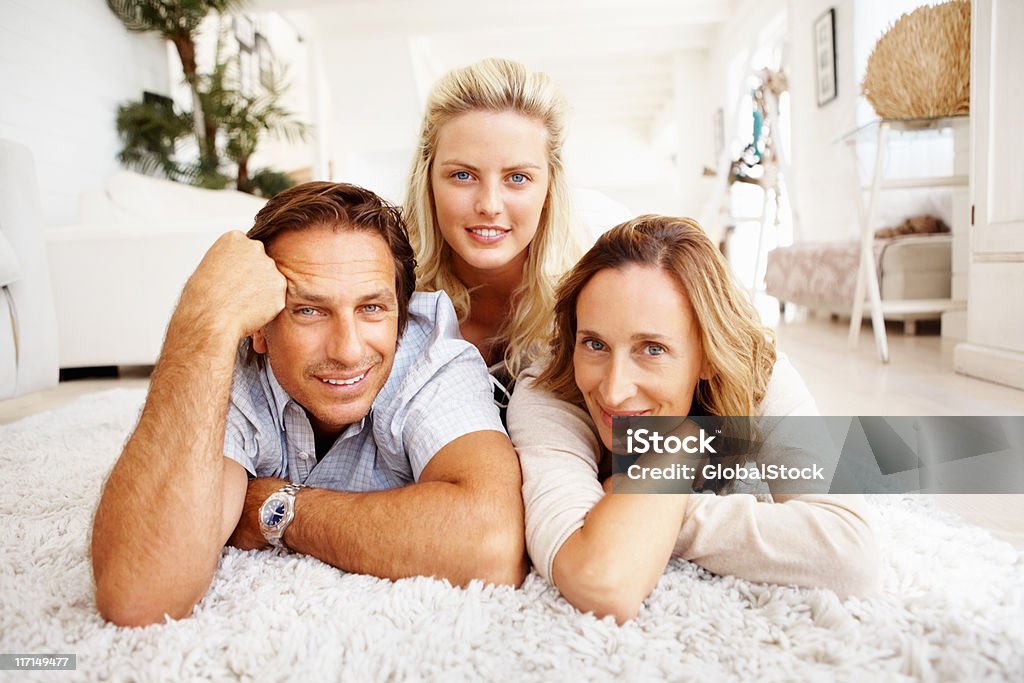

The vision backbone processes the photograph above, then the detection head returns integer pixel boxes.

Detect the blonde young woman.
[507,215,882,624]
[404,59,582,401]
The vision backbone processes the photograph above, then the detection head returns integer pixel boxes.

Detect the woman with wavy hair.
[404,58,583,401]
[508,215,881,623]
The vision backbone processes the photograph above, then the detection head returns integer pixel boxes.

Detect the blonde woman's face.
[430,110,549,278]
[573,265,709,450]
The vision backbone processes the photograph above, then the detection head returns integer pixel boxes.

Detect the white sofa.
[0,139,60,398]
[45,172,267,368]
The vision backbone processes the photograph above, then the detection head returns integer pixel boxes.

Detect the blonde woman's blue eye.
[454,171,472,181]
[646,344,666,356]
[509,173,527,184]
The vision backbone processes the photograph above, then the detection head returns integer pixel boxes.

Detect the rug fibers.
[0,389,1022,682]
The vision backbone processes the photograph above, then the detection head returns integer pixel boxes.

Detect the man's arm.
[229,429,527,587]
[91,232,286,627]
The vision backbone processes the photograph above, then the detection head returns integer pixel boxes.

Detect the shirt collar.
[264,361,293,426]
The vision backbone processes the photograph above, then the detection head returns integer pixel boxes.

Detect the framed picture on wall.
[815,8,837,106]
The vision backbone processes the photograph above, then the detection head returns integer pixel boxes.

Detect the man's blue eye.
[298,307,317,316]
[363,304,381,313]
[646,344,666,356]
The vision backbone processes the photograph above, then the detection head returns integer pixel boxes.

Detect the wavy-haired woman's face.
[430,110,549,280]
[573,265,709,450]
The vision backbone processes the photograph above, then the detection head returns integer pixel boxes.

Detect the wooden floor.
[774,313,1024,415]
[2,314,1022,547]
[775,312,1024,550]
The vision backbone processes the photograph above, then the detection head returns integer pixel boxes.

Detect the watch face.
[261,499,286,527]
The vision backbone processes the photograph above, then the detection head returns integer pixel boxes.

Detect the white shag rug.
[1,389,1023,682]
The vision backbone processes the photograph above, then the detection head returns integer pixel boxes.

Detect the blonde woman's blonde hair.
[404,58,581,379]
[537,215,777,419]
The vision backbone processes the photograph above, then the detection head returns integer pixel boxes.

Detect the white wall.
[566,120,680,218]
[675,51,717,218]
[0,0,169,226]
[317,35,424,203]
[311,37,693,215]
[786,0,860,242]
[302,22,716,215]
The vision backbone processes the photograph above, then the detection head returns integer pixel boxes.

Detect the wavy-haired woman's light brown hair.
[537,215,777,418]
[404,58,581,379]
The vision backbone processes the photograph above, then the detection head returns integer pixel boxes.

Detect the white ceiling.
[250,0,739,134]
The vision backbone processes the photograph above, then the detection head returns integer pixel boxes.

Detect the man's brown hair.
[248,181,418,332]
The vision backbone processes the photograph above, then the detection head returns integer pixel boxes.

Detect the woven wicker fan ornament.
[862,0,971,119]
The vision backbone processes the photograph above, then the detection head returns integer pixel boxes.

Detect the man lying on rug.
[91,182,527,627]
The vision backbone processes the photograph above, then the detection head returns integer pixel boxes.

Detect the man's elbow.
[474,526,527,587]
[96,590,186,628]
[94,574,201,627]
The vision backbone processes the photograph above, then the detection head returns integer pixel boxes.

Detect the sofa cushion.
[83,171,267,229]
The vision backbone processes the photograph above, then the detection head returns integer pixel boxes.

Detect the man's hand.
[227,477,289,551]
[178,231,287,340]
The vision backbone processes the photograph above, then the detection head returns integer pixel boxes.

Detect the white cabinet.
[954,0,1024,391]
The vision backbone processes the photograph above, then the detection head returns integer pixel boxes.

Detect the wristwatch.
[259,482,305,549]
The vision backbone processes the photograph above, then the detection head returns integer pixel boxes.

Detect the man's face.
[252,226,399,441]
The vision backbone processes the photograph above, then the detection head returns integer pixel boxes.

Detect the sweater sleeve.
[673,494,881,597]
[672,356,882,597]
[506,368,604,583]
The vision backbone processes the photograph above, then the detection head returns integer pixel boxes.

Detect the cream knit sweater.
[507,356,882,598]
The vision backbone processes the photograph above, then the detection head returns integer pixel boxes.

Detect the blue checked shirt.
[223,291,506,492]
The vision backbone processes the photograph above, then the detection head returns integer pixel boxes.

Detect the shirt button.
[298,450,310,461]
